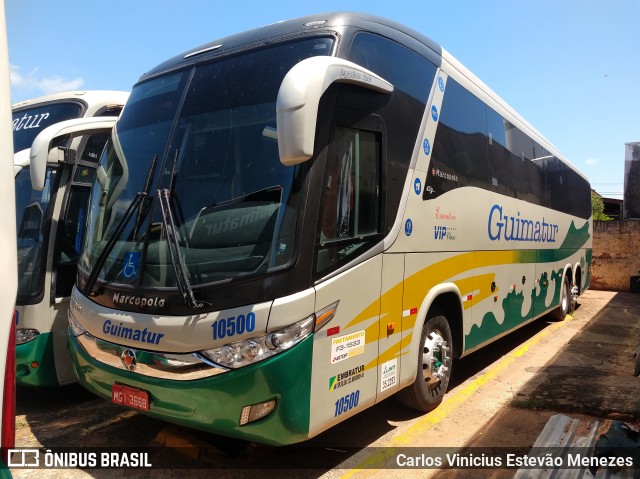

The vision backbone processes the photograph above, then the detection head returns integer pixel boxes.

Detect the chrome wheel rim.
[421,329,450,387]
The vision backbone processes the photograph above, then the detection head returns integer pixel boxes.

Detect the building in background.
[604,197,623,219]
[624,142,640,219]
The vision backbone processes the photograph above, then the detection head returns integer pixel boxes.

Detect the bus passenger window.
[316,126,381,275]
[427,79,489,198]
[487,110,528,198]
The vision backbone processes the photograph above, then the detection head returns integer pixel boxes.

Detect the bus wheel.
[551,275,572,320]
[397,313,452,412]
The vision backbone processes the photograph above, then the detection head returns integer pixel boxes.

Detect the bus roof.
[136,12,586,183]
[140,12,443,81]
[11,90,129,111]
[12,90,129,169]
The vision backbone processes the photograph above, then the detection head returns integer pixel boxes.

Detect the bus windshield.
[81,37,333,292]
[15,166,59,300]
[12,102,84,153]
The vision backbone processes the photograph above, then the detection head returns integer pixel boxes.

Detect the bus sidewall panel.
[308,256,386,439]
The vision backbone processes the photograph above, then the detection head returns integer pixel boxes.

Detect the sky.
[6,0,639,199]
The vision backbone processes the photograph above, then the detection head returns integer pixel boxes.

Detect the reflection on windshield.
[15,167,58,300]
[81,37,333,295]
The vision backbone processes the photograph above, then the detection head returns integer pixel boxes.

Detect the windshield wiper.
[156,188,202,309]
[132,154,158,239]
[83,154,158,297]
[84,152,202,309]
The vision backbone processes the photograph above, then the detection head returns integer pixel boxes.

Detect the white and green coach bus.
[33,13,590,444]
[13,90,128,387]
[0,0,17,459]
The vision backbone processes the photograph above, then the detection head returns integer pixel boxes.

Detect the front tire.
[397,313,452,412]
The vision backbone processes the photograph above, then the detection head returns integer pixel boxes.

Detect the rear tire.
[397,313,452,412]
[551,274,572,320]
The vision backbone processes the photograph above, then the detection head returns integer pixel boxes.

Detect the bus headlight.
[198,315,314,369]
[16,328,39,345]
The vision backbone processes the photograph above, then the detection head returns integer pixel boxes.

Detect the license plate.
[112,383,150,411]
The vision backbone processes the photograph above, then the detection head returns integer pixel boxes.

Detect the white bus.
[0,0,17,465]
[13,90,128,387]
[33,13,591,444]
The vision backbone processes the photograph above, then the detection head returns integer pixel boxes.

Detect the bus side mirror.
[30,117,118,190]
[276,56,393,166]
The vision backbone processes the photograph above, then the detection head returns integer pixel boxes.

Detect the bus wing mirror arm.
[276,56,394,166]
[30,116,118,190]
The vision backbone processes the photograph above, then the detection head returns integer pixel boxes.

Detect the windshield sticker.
[330,330,365,364]
[122,252,141,280]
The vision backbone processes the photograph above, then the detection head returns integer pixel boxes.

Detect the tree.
[592,191,612,220]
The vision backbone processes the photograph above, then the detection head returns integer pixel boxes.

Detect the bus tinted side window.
[540,156,591,219]
[566,169,591,219]
[348,32,437,235]
[349,33,432,103]
[348,32,437,168]
[487,108,545,205]
[427,79,489,197]
[427,79,589,219]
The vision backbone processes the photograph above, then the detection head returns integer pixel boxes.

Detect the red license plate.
[112,383,150,411]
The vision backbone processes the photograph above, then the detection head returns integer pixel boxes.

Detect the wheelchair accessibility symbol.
[122,252,141,279]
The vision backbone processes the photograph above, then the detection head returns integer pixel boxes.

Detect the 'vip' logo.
[434,226,447,240]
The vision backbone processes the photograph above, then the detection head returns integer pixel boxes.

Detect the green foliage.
[592,191,612,221]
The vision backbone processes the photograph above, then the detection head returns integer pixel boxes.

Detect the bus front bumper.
[16,332,59,387]
[68,332,312,445]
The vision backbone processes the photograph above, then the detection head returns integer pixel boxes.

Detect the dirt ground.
[9,290,640,478]
[337,289,640,479]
